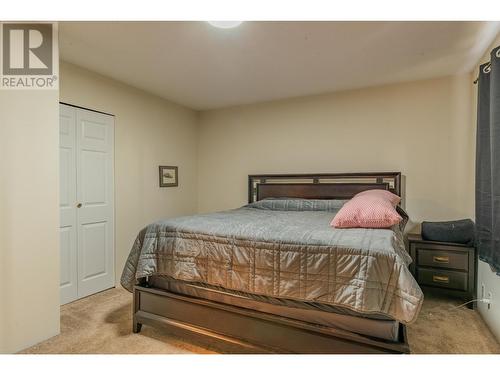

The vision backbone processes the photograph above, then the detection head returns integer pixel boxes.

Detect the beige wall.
[59,61,199,287]
[198,75,475,231]
[473,33,500,340]
[0,90,60,353]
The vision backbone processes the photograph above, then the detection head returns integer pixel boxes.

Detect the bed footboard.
[132,285,410,354]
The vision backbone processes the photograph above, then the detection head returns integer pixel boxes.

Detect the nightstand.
[407,233,477,309]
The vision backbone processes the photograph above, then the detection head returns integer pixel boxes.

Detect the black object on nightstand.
[407,233,477,309]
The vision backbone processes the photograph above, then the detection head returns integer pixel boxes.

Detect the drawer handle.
[432,275,450,283]
[433,256,450,264]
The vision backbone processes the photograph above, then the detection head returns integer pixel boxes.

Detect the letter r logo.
[2,24,53,75]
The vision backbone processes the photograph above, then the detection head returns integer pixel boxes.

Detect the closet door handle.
[76,203,82,208]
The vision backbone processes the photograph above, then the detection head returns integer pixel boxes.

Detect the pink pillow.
[331,189,402,229]
[354,189,401,206]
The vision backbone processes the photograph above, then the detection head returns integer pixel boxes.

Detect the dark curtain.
[476,45,500,274]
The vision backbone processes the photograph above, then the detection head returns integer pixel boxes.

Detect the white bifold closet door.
[59,103,115,305]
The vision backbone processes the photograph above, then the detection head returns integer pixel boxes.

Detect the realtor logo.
[0,22,58,89]
[3,24,53,75]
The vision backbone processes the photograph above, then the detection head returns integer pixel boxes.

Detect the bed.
[121,172,423,353]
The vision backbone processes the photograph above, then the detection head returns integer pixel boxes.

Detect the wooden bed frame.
[132,172,410,354]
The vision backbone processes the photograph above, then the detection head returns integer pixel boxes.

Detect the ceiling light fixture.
[208,21,243,29]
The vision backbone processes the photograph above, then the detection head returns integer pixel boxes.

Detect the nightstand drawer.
[417,248,468,271]
[417,268,468,291]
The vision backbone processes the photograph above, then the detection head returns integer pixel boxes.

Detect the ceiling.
[59,21,500,110]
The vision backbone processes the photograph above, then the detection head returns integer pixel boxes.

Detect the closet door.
[59,104,115,305]
[59,105,78,305]
[76,108,115,299]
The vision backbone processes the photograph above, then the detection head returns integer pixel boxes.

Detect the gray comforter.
[121,199,423,324]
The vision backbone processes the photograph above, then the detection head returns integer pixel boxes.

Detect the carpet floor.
[21,287,499,354]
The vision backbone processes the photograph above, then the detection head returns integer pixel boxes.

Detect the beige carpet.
[21,287,499,354]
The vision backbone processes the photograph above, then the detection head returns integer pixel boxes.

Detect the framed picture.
[159,166,178,187]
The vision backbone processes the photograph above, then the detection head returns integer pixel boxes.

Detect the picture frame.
[159,166,178,187]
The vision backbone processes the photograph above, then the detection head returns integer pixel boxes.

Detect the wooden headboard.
[248,172,401,203]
